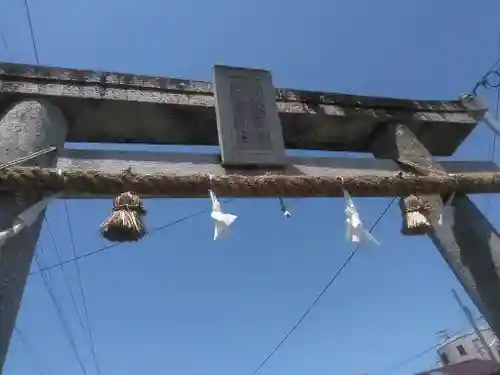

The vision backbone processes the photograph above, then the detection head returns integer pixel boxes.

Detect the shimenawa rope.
[0,167,498,198]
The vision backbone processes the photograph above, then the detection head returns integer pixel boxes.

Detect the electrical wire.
[383,342,442,375]
[63,200,102,375]
[0,28,10,62]
[34,251,88,375]
[248,198,396,375]
[43,217,88,339]
[489,87,500,162]
[30,198,237,275]
[44,215,102,374]
[19,2,98,366]
[23,0,39,64]
[19,2,95,370]
[471,60,500,96]
[482,33,500,216]
[488,32,500,162]
[471,30,500,96]
[14,327,47,375]
[378,327,474,375]
[484,86,500,216]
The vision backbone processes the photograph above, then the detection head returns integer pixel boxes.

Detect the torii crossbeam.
[0,62,498,373]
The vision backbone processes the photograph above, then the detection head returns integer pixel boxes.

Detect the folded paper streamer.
[279,197,291,218]
[210,189,237,240]
[0,194,58,252]
[343,189,379,245]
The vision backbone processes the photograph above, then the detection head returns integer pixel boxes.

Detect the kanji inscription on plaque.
[213,65,286,167]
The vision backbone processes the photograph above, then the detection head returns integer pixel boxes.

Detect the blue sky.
[2,1,500,375]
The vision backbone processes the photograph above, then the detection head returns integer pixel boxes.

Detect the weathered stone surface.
[0,62,487,156]
[371,123,448,235]
[429,195,500,338]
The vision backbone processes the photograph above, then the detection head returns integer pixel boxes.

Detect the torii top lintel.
[0,62,486,156]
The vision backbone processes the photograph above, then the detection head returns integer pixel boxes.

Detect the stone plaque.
[212,65,286,167]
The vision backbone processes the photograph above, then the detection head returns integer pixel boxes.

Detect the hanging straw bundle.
[100,191,147,242]
[400,194,432,235]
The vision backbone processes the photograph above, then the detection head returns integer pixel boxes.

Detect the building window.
[440,353,450,365]
[457,345,467,356]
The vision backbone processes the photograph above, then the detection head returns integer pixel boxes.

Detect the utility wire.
[485,86,500,217]
[20,1,92,368]
[34,251,89,375]
[487,32,500,162]
[488,87,500,162]
[0,28,10,61]
[382,342,442,375]
[248,198,396,375]
[23,0,39,64]
[63,200,102,375]
[483,33,500,216]
[14,327,47,375]
[43,217,88,339]
[31,198,236,275]
[471,29,500,96]
[379,327,471,375]
[44,215,102,374]
[20,1,95,365]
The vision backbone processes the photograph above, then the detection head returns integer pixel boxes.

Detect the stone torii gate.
[0,62,499,372]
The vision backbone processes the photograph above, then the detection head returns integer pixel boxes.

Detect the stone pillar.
[0,99,67,374]
[429,195,500,338]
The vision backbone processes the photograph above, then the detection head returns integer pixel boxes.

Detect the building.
[415,359,500,375]
[414,328,500,375]
[437,328,500,365]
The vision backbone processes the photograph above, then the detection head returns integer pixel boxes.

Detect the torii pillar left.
[0,99,67,374]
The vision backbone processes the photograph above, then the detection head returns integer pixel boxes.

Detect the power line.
[0,28,10,61]
[22,0,39,64]
[14,327,47,375]
[43,215,102,373]
[487,31,500,162]
[19,0,99,365]
[63,200,102,375]
[34,251,89,375]
[43,217,89,340]
[379,327,470,375]
[248,198,396,375]
[382,342,442,375]
[484,32,500,216]
[471,29,500,96]
[30,198,236,275]
[488,87,500,163]
[485,87,500,217]
[19,0,94,365]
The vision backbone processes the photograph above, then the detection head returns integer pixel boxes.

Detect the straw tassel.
[100,191,147,242]
[401,194,432,235]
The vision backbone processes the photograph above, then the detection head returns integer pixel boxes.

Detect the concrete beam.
[0,62,486,156]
